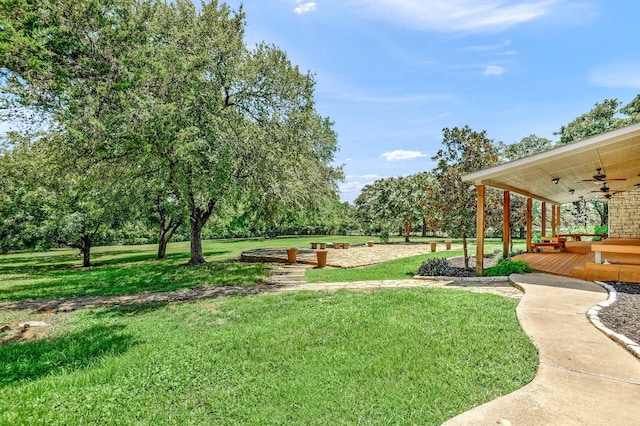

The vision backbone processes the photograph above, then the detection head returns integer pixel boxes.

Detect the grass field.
[0,237,536,424]
[307,240,525,283]
[0,289,537,425]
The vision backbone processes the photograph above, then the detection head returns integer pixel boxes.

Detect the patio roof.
[463,123,640,204]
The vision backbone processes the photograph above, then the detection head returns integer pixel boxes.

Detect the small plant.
[593,224,608,241]
[417,258,456,277]
[379,229,390,243]
[532,232,542,243]
[483,259,533,277]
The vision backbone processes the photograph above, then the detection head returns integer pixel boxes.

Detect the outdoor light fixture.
[552,178,560,184]
[636,183,640,189]
[568,189,575,194]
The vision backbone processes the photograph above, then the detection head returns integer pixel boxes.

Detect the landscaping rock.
[19,321,51,329]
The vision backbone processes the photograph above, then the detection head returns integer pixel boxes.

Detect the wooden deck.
[513,241,594,279]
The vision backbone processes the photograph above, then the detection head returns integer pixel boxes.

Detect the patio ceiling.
[463,123,640,205]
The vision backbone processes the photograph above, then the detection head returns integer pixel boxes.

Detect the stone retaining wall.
[609,188,640,238]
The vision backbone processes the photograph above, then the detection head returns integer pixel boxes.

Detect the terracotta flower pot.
[319,243,326,249]
[334,242,342,249]
[445,240,451,250]
[430,242,437,252]
[286,248,297,264]
[316,250,328,267]
[343,242,350,249]
[367,241,374,247]
[310,242,318,249]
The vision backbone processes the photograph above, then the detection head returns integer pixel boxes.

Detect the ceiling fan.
[597,193,616,201]
[581,168,626,184]
[590,183,622,198]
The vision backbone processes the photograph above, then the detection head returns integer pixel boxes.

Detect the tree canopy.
[0,0,342,264]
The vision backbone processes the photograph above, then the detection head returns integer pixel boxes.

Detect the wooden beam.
[503,191,511,259]
[526,197,533,253]
[476,185,485,277]
[541,201,547,238]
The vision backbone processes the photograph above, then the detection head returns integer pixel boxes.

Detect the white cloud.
[349,0,559,32]
[484,65,505,76]
[343,173,380,181]
[294,1,317,14]
[463,40,512,52]
[328,90,454,104]
[589,62,640,88]
[339,174,385,202]
[380,150,427,161]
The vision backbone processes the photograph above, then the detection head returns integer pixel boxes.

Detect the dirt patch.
[1,321,52,343]
[0,284,283,314]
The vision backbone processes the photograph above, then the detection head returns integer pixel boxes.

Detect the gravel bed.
[598,282,640,344]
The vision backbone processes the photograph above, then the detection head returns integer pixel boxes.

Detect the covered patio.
[463,123,640,282]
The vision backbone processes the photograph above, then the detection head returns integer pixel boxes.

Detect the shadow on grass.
[0,251,232,276]
[0,261,270,302]
[0,324,136,386]
[85,303,171,319]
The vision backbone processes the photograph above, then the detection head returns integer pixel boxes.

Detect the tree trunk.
[157,220,182,260]
[156,195,183,260]
[82,234,92,268]
[189,219,206,265]
[602,202,608,226]
[158,235,169,260]
[422,216,427,237]
[188,201,217,265]
[462,232,469,269]
[403,218,411,243]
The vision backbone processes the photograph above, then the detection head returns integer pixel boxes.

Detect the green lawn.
[0,237,525,302]
[0,289,537,425]
[307,251,464,282]
[307,240,525,283]
[0,237,536,424]
[0,236,359,302]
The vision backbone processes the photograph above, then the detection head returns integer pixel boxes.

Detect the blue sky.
[3,1,638,203]
[220,0,640,203]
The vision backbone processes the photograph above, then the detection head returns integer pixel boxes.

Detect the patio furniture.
[532,237,566,252]
[556,233,607,241]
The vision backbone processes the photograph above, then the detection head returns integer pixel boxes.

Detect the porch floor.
[513,241,594,279]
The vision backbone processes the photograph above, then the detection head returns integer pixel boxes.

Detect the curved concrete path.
[444,273,640,426]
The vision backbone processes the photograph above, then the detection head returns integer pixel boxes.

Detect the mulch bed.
[598,282,640,344]
[421,254,501,277]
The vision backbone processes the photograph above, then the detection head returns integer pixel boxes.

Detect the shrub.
[417,258,457,277]
[483,259,532,277]
[379,230,390,243]
[593,224,608,241]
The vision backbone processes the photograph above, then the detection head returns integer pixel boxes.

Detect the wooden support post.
[541,201,547,238]
[476,185,485,277]
[503,191,511,260]
[555,205,561,234]
[551,204,557,236]
[526,198,533,253]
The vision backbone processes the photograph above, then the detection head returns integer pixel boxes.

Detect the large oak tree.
[1,0,341,265]
[430,126,498,267]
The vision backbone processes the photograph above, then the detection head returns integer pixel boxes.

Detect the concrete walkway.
[444,273,640,426]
